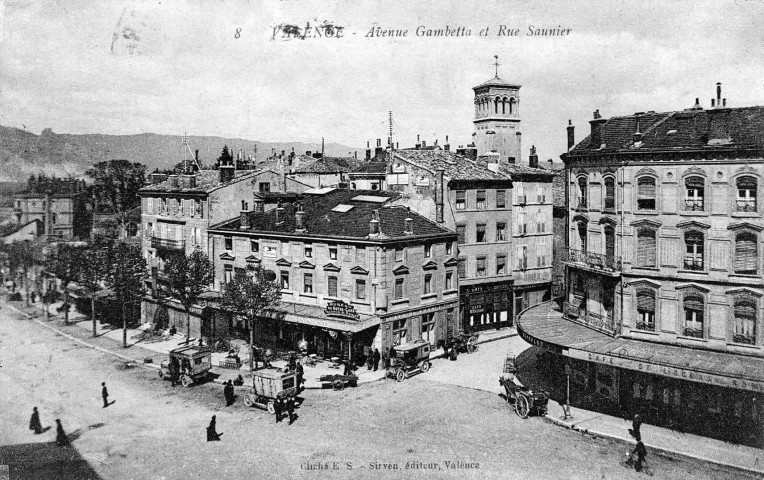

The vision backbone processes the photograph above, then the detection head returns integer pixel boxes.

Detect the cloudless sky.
[2,0,764,161]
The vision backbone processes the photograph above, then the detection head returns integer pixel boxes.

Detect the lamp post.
[564,363,572,420]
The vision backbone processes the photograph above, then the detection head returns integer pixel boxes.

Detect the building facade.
[13,192,90,240]
[473,74,522,164]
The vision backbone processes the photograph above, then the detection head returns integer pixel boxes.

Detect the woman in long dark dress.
[206,415,220,441]
[55,419,68,446]
[29,407,43,434]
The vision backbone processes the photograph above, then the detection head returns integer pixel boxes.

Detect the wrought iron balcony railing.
[733,333,756,345]
[683,257,704,271]
[151,236,185,251]
[736,201,757,212]
[563,301,617,336]
[564,248,621,273]
[683,200,704,211]
[635,321,655,332]
[682,327,704,338]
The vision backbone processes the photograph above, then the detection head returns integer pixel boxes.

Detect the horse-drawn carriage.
[386,340,431,382]
[499,374,550,419]
[243,368,298,414]
[448,332,479,354]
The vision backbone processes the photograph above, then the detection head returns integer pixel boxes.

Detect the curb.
[541,415,764,477]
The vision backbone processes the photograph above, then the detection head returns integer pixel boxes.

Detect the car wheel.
[420,361,430,373]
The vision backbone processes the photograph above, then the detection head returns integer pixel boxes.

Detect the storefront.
[460,280,513,332]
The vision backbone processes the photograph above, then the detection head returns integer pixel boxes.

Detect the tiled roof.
[473,76,521,90]
[349,161,387,174]
[392,150,510,182]
[569,106,764,155]
[499,164,556,180]
[138,169,257,194]
[291,156,362,174]
[210,189,453,241]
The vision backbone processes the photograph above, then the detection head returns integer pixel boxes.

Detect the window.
[684,231,704,270]
[191,227,201,245]
[356,279,366,300]
[457,257,466,279]
[224,236,233,251]
[536,213,545,233]
[496,223,506,241]
[421,313,435,345]
[250,240,259,253]
[537,241,547,267]
[392,319,407,345]
[259,182,270,192]
[737,176,757,212]
[456,190,466,210]
[146,198,154,213]
[734,232,758,275]
[224,265,233,284]
[684,176,705,211]
[636,229,656,267]
[355,247,365,264]
[194,199,202,217]
[476,190,486,210]
[604,177,615,210]
[516,185,526,204]
[476,223,486,243]
[280,271,290,290]
[446,242,453,256]
[146,222,153,239]
[303,273,313,294]
[683,293,704,338]
[282,242,290,256]
[445,271,454,290]
[577,222,588,253]
[496,254,507,274]
[329,246,338,260]
[186,199,194,217]
[304,245,313,258]
[456,224,466,244]
[496,190,506,208]
[536,186,545,203]
[424,244,432,258]
[577,177,587,207]
[328,275,338,297]
[476,256,486,276]
[516,246,528,270]
[395,247,404,262]
[733,296,757,345]
[161,198,167,214]
[423,274,433,294]
[635,289,656,331]
[517,212,527,235]
[637,177,656,210]
[394,278,404,300]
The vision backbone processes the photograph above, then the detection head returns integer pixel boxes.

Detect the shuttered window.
[456,190,466,210]
[577,222,587,253]
[457,257,466,279]
[733,296,757,345]
[456,224,466,244]
[636,229,657,267]
[734,232,758,274]
[605,226,615,263]
[637,177,656,210]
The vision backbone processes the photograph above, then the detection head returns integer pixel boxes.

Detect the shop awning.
[518,301,764,394]
[277,303,381,333]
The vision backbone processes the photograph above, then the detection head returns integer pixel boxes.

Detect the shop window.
[280,271,290,290]
[684,231,704,270]
[424,244,432,258]
[496,254,507,275]
[734,232,758,275]
[421,312,435,345]
[457,257,466,279]
[476,223,486,243]
[392,319,407,345]
[496,222,506,241]
[662,388,670,405]
[604,176,615,210]
[684,176,705,211]
[250,240,259,253]
[445,271,453,290]
[476,256,486,277]
[305,245,313,258]
[635,289,656,332]
[496,189,506,208]
[456,224,466,244]
[733,295,757,345]
[737,176,757,212]
[329,246,338,260]
[644,383,654,401]
[636,229,657,268]
[637,176,656,210]
[224,236,233,251]
[456,190,466,210]
[224,265,233,284]
[683,293,705,338]
[476,190,486,210]
[423,274,433,294]
[394,278,404,300]
[577,177,587,207]
[633,382,642,398]
[328,275,338,297]
[356,279,366,300]
[673,389,681,407]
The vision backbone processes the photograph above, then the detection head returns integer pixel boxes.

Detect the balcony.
[513,268,552,285]
[563,301,616,336]
[683,199,705,212]
[682,257,704,271]
[563,248,621,276]
[151,236,185,251]
[736,200,756,213]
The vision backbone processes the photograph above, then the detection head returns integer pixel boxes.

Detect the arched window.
[683,292,704,338]
[637,176,656,210]
[494,97,500,114]
[684,176,705,211]
[577,221,588,253]
[734,232,758,275]
[509,98,516,115]
[737,176,757,212]
[502,98,508,114]
[577,176,588,207]
[684,230,704,270]
[636,229,657,267]
[636,289,656,331]
[733,295,757,345]
[604,176,615,210]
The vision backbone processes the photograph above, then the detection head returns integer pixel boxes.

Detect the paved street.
[0,307,752,480]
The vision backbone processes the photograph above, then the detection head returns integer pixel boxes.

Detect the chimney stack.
[566,120,575,151]
[369,209,380,236]
[295,202,306,232]
[723,98,727,107]
[240,200,250,229]
[692,98,702,110]
[219,163,235,183]
[444,135,450,151]
[195,149,199,164]
[435,169,445,223]
[168,175,179,188]
[548,159,554,169]
[375,138,383,158]
[403,207,413,235]
[416,134,421,150]
[716,82,721,108]
[529,145,539,169]
[711,99,715,108]
[589,110,607,149]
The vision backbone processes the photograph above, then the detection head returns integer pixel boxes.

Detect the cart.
[319,373,358,391]
[386,340,431,382]
[499,374,550,419]
[243,368,298,414]
[158,345,212,387]
[449,332,479,354]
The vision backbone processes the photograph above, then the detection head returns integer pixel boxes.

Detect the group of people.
[274,396,297,425]
[364,348,381,371]
[626,414,649,473]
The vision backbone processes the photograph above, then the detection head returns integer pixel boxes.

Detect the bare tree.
[159,250,213,344]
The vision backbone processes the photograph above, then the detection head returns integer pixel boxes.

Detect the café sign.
[324,300,360,321]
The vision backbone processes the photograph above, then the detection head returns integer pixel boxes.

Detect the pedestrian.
[233,374,244,387]
[449,345,458,361]
[388,346,395,368]
[169,362,178,387]
[631,439,648,472]
[274,398,283,423]
[224,380,234,407]
[206,415,221,441]
[629,413,642,440]
[295,361,304,390]
[101,382,109,408]
[372,348,381,372]
[29,407,43,434]
[286,397,296,425]
[55,419,67,446]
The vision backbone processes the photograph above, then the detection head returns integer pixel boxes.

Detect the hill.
[0,125,362,182]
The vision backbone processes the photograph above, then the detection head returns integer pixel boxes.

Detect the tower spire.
[493,55,500,78]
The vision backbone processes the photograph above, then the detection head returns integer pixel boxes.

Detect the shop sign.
[324,300,360,320]
[517,328,563,354]
[565,349,764,393]
[469,304,484,314]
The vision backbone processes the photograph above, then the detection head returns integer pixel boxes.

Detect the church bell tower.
[472,55,522,164]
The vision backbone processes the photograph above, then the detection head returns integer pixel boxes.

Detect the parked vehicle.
[243,368,298,414]
[448,332,479,354]
[386,340,431,382]
[499,374,549,418]
[158,345,212,387]
[319,373,358,390]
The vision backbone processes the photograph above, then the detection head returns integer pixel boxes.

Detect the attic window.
[351,195,388,203]
[331,204,354,213]
[667,130,677,135]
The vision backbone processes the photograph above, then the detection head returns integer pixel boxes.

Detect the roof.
[473,76,521,90]
[499,164,556,180]
[392,150,511,183]
[290,155,362,174]
[568,106,764,156]
[210,189,454,241]
[349,161,387,175]
[138,169,257,194]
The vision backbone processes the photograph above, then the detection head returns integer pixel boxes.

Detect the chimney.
[403,207,413,235]
[219,164,235,183]
[295,202,306,233]
[306,151,312,157]
[365,141,371,160]
[369,209,380,236]
[548,159,554,169]
[275,200,285,225]
[589,110,607,148]
[421,140,427,149]
[566,120,575,151]
[168,175,179,188]
[435,169,445,223]
[240,200,250,229]
[195,149,199,165]
[463,146,478,162]
[374,138,383,158]
[691,98,702,110]
[711,99,715,108]
[416,134,421,149]
[723,98,727,107]
[529,145,539,169]
[444,135,450,151]
[716,82,721,108]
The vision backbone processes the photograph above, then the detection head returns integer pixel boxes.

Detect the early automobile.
[386,339,431,382]
[158,345,212,387]
[243,368,298,414]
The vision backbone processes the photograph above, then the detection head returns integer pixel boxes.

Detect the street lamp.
[563,363,573,420]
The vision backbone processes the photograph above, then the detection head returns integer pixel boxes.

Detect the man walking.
[286,397,296,425]
[274,398,283,423]
[29,407,43,434]
[101,382,109,408]
[295,362,304,391]
[224,380,234,407]
[372,348,381,372]
[55,419,67,446]
[629,413,642,440]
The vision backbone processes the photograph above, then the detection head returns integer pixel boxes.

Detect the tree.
[221,265,281,372]
[44,243,82,324]
[86,160,146,238]
[159,250,213,344]
[217,145,233,167]
[105,242,146,348]
[77,239,110,337]
[8,240,43,307]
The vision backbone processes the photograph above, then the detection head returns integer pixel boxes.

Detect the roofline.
[138,169,260,196]
[562,146,764,163]
[207,224,456,244]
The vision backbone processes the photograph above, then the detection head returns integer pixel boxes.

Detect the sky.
[2,0,764,162]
